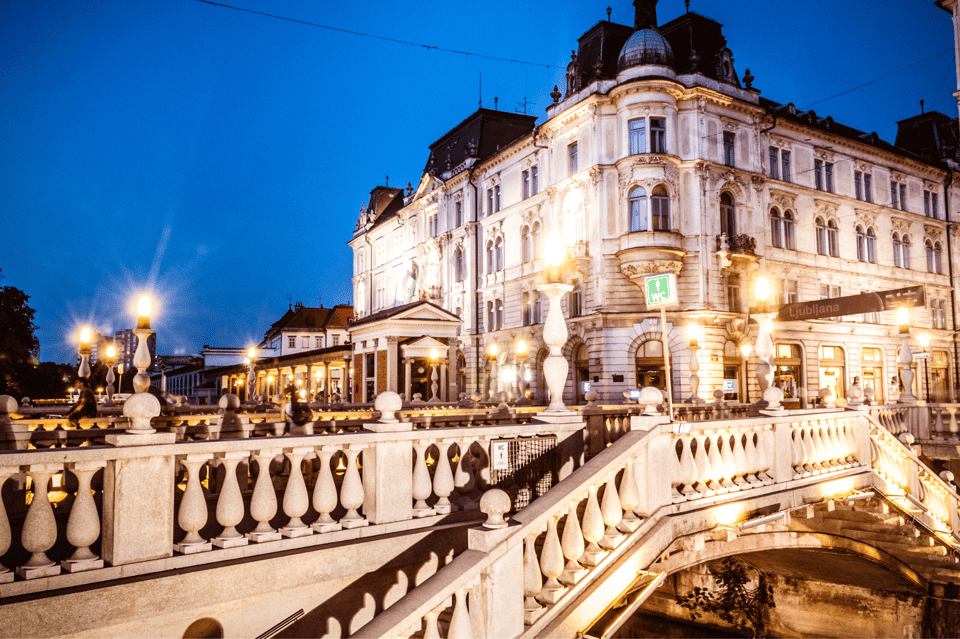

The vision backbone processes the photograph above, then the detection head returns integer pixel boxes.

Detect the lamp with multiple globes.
[104,345,117,406]
[78,327,92,378]
[538,234,574,412]
[132,296,153,394]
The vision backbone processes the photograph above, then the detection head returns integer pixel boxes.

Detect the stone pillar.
[102,452,176,566]
[440,352,449,402]
[343,358,352,402]
[386,336,399,393]
[363,393,413,524]
[467,523,525,637]
[306,365,314,399]
[404,358,413,401]
[324,364,331,402]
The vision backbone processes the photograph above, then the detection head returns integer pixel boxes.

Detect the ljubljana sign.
[644,272,678,307]
[776,285,925,322]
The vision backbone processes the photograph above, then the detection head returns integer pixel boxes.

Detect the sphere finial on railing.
[480,489,511,529]
[122,392,161,434]
[375,391,402,423]
[638,386,662,416]
[762,386,784,411]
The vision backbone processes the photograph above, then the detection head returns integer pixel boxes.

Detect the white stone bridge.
[1,400,959,637]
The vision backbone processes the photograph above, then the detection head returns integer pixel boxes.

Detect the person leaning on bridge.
[66,377,98,426]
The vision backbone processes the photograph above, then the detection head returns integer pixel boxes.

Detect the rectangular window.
[522,292,530,326]
[495,299,503,330]
[819,284,841,299]
[428,212,438,237]
[534,291,542,323]
[814,160,834,192]
[531,166,538,195]
[825,162,834,193]
[769,147,779,180]
[924,190,930,217]
[855,171,863,201]
[288,336,297,348]
[494,185,501,212]
[891,181,898,209]
[776,279,799,305]
[814,159,823,191]
[333,335,340,346]
[899,184,907,211]
[568,142,579,175]
[522,170,530,199]
[486,189,493,217]
[316,336,323,348]
[650,117,666,153]
[723,132,735,167]
[781,150,791,183]
[629,119,646,155]
[455,200,463,227]
[726,276,741,313]
[933,192,939,219]
[925,190,938,218]
[487,301,495,333]
[303,336,310,348]
[864,174,872,202]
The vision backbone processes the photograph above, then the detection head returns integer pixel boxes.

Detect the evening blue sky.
[0,0,954,364]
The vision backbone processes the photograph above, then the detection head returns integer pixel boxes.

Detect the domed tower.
[618,0,676,78]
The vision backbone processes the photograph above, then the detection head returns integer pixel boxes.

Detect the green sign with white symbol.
[644,272,677,307]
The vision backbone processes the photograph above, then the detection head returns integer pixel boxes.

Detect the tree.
[0,270,40,397]
[676,557,775,638]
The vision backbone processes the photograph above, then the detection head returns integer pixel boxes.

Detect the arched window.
[902,235,911,269]
[720,192,736,236]
[893,233,902,268]
[816,217,826,255]
[494,237,503,272]
[866,228,876,263]
[935,241,943,274]
[532,222,542,260]
[827,219,839,257]
[856,226,865,261]
[486,240,494,273]
[926,240,935,272]
[651,185,670,231]
[783,210,796,250]
[628,187,648,232]
[454,247,464,281]
[521,225,531,263]
[770,208,782,248]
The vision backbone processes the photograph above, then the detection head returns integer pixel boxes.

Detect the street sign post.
[775,285,925,322]
[643,272,677,422]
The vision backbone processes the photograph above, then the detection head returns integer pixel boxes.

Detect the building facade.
[349,0,960,407]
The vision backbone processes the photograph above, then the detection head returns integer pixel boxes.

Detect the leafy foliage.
[0,271,40,397]
[676,557,775,638]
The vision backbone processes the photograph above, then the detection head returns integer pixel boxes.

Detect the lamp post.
[918,331,930,404]
[132,297,153,393]
[428,347,440,403]
[686,324,702,403]
[740,344,752,403]
[516,339,529,403]
[898,307,918,403]
[77,327,92,378]
[246,346,257,402]
[104,345,117,406]
[753,277,775,395]
[486,342,499,400]
[537,234,574,412]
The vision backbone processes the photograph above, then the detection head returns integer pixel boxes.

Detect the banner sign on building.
[775,285,925,322]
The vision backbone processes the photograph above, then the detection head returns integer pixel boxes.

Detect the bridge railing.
[0,412,587,594]
[353,408,960,639]
[866,402,960,443]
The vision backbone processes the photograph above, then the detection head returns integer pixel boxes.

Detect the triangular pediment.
[412,173,445,203]
[400,335,449,358]
[388,301,460,324]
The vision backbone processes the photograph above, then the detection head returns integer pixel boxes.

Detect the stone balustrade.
[0,416,587,596]
[353,409,960,638]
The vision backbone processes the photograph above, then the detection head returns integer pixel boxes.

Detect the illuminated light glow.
[517,339,527,356]
[430,347,438,361]
[741,344,752,358]
[106,345,115,359]
[817,476,857,499]
[755,276,770,303]
[897,307,910,326]
[137,296,151,317]
[501,367,516,384]
[488,343,499,358]
[688,324,699,342]
[248,346,256,359]
[918,332,930,349]
[713,503,745,527]
[545,233,565,267]
[79,328,91,344]
[763,318,773,334]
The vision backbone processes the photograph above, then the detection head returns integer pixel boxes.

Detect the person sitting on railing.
[66,378,98,426]
[285,383,313,427]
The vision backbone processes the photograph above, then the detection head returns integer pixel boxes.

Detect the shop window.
[773,343,803,404]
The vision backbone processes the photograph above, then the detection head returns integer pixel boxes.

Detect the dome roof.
[617,28,674,71]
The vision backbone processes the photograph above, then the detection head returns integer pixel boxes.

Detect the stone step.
[874,539,949,557]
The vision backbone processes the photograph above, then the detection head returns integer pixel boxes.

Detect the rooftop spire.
[633,0,658,30]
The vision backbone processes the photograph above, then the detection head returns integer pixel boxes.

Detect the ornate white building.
[349,0,960,408]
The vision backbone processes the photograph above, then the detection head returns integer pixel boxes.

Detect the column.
[324,363,331,402]
[440,351,449,402]
[404,358,413,401]
[306,365,314,400]
[343,358,352,402]
[386,336,399,393]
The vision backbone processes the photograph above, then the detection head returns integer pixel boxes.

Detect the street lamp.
[740,344,752,403]
[897,307,918,403]
[132,296,153,393]
[538,233,574,412]
[918,331,931,404]
[246,346,257,402]
[428,347,440,403]
[104,345,117,406]
[686,324,702,403]
[753,277,774,395]
[78,327,92,378]
[486,342,499,400]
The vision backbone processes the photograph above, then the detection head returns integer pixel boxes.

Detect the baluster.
[412,441,435,517]
[933,407,945,438]
[730,432,748,486]
[0,468,13,583]
[247,449,283,542]
[279,447,312,538]
[706,434,725,491]
[211,452,248,548]
[743,430,761,484]
[448,588,474,639]
[62,461,106,572]
[580,486,607,566]
[560,502,586,585]
[537,516,566,604]
[454,439,478,511]
[340,445,368,528]
[599,474,624,549]
[692,434,712,494]
[810,421,827,470]
[618,457,641,532]
[18,464,62,578]
[947,406,959,435]
[174,454,213,554]
[523,534,545,625]
[717,433,736,489]
[800,424,816,475]
[312,447,341,533]
[676,435,697,497]
[826,421,843,467]
[433,440,455,514]
[845,419,860,464]
[422,609,441,639]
